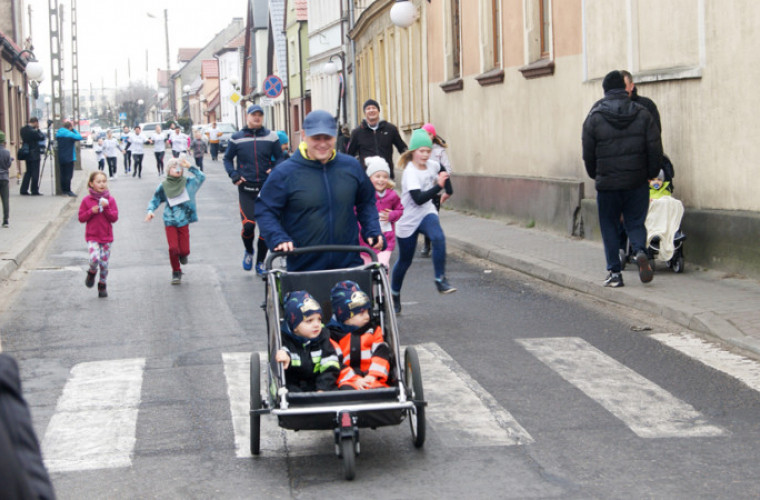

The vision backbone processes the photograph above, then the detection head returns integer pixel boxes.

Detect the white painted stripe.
[517,337,726,438]
[42,358,146,472]
[651,332,760,392]
[415,343,533,446]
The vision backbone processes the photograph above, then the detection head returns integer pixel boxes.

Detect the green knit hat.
[408,128,433,151]
[0,130,5,143]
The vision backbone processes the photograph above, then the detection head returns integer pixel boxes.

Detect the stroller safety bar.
[268,400,416,416]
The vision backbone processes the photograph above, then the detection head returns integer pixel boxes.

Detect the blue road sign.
[263,75,283,99]
[119,112,127,121]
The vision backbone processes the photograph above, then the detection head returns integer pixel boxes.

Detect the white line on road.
[651,332,760,392]
[517,337,726,439]
[416,342,534,446]
[42,358,146,472]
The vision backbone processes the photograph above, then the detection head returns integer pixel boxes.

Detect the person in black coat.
[347,99,407,179]
[621,70,661,132]
[19,118,46,196]
[582,70,663,288]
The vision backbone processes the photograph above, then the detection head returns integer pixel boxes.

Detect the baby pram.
[621,156,687,273]
[250,245,426,480]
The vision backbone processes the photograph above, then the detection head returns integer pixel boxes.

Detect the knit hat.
[331,281,370,324]
[408,128,433,151]
[0,130,5,143]
[364,156,390,178]
[602,70,626,93]
[284,291,322,332]
[363,99,380,111]
[277,130,289,145]
[421,123,436,137]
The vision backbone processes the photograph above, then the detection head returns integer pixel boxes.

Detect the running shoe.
[242,252,253,271]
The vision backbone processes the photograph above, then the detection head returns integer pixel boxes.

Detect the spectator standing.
[347,99,407,178]
[205,121,222,161]
[19,117,45,196]
[55,121,82,197]
[223,105,283,275]
[621,70,661,132]
[0,131,11,227]
[255,110,384,272]
[582,70,663,288]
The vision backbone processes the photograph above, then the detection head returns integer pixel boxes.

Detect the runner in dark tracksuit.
[223,104,284,274]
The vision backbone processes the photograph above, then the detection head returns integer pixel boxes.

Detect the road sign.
[260,97,274,107]
[229,91,241,104]
[119,112,127,121]
[262,75,283,98]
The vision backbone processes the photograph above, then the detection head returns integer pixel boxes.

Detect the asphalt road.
[2,151,760,499]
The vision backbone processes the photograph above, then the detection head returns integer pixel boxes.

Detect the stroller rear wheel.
[671,252,684,273]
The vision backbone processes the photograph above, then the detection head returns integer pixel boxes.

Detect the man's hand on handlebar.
[367,235,385,251]
[274,242,294,252]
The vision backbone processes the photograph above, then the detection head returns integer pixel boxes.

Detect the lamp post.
[44,96,51,121]
[322,54,347,126]
[137,99,144,125]
[182,84,192,129]
[156,92,164,121]
[147,10,174,117]
[230,77,240,129]
[7,49,45,101]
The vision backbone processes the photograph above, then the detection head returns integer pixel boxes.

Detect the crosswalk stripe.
[517,337,726,439]
[416,343,533,446]
[42,358,146,472]
[222,344,533,458]
[651,332,760,392]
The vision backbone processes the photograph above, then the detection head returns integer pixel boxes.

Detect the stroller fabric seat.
[645,196,684,261]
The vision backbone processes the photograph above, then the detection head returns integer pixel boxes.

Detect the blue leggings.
[391,213,447,294]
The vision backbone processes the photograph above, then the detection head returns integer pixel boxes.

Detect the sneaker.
[242,252,253,271]
[20,192,30,196]
[66,191,77,197]
[179,255,188,265]
[391,293,402,314]
[636,252,654,283]
[603,272,624,288]
[31,192,43,196]
[171,271,182,285]
[97,283,108,298]
[1,222,7,228]
[85,270,96,288]
[255,262,266,277]
[435,277,457,294]
[419,246,431,258]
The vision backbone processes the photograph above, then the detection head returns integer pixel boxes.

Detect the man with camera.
[19,117,45,196]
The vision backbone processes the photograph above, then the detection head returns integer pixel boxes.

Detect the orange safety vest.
[331,325,390,389]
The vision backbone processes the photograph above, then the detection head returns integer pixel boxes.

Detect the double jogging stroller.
[249,245,426,480]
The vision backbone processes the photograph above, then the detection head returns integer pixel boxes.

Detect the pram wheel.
[340,437,356,480]
[405,347,426,448]
[250,352,261,455]
[671,252,684,273]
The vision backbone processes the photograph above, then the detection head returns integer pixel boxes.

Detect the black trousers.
[155,151,165,174]
[20,159,40,195]
[59,161,74,193]
[132,154,143,177]
[107,157,117,177]
[123,150,131,172]
[238,183,267,261]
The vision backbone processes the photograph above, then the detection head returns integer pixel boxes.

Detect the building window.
[518,0,554,79]
[540,0,551,58]
[441,0,464,92]
[476,0,505,86]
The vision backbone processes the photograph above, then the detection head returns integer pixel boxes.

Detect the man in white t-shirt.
[205,121,222,161]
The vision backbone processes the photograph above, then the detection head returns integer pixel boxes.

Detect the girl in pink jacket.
[78,171,119,297]
[360,156,403,268]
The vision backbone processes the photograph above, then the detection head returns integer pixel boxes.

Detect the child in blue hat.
[275,291,340,392]
[327,281,391,390]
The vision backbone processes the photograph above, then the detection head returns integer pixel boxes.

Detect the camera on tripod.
[47,119,53,127]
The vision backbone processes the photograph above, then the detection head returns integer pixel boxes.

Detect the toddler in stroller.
[621,156,687,273]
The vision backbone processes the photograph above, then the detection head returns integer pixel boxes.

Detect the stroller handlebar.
[264,244,378,269]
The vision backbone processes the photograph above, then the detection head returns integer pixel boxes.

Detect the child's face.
[413,147,431,165]
[344,309,369,328]
[370,171,389,192]
[294,314,323,339]
[649,178,663,190]
[90,174,108,192]
[168,165,183,178]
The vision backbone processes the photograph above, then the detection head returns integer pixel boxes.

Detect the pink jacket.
[360,189,403,252]
[78,194,119,243]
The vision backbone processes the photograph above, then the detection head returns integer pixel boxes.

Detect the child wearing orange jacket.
[327,280,391,390]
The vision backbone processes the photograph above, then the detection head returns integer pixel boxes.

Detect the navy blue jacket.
[223,126,283,185]
[254,147,382,271]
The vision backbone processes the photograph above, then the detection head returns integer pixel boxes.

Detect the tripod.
[38,121,55,195]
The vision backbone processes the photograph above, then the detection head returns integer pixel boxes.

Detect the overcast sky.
[26,0,246,93]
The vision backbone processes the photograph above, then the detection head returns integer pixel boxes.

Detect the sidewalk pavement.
[1,165,759,358]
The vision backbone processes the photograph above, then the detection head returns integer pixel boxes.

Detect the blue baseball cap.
[247,104,264,115]
[302,110,337,138]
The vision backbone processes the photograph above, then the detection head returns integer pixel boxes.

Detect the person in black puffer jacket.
[582,70,663,288]
[347,99,407,179]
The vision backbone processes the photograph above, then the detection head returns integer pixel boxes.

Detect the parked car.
[139,122,162,139]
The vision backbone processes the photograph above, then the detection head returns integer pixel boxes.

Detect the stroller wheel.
[671,253,684,273]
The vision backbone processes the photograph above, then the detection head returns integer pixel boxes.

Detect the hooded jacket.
[55,127,82,163]
[346,120,407,177]
[20,125,45,162]
[223,126,283,185]
[78,192,119,243]
[582,90,663,191]
[255,145,382,271]
[280,326,340,392]
[146,166,206,227]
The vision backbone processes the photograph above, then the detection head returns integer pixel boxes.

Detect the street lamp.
[182,84,192,128]
[147,10,174,117]
[323,54,347,126]
[230,77,240,129]
[157,92,164,121]
[137,99,144,124]
[390,0,417,28]
[7,49,45,99]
